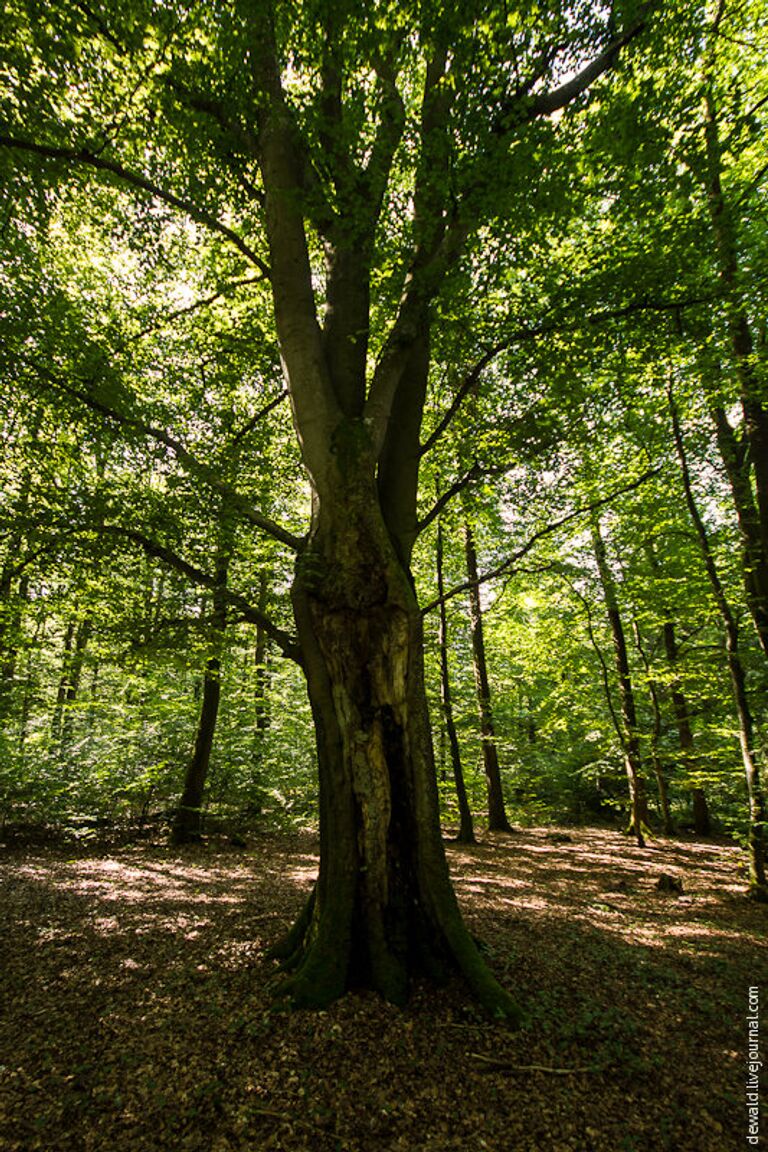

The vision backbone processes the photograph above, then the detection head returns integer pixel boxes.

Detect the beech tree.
[1,0,662,1015]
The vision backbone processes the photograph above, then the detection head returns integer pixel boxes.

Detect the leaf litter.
[0,825,764,1151]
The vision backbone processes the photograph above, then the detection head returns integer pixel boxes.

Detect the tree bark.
[271,477,522,1020]
[240,5,608,1017]
[662,620,711,836]
[702,90,768,658]
[51,615,92,749]
[437,516,475,843]
[591,521,648,847]
[464,519,513,833]
[671,396,766,898]
[171,550,229,845]
[252,571,271,770]
[632,620,674,834]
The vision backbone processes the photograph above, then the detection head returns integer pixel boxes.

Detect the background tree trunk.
[171,548,229,845]
[702,91,768,658]
[632,620,674,834]
[437,516,475,843]
[662,620,711,836]
[464,519,512,833]
[591,521,648,846]
[671,395,766,898]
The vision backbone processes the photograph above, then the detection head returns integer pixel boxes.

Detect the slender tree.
[591,519,649,847]
[172,547,230,845]
[464,518,513,833]
[670,392,767,900]
[50,613,92,750]
[662,619,711,836]
[436,515,475,843]
[631,620,674,834]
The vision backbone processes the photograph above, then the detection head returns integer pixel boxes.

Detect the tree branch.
[121,276,265,348]
[421,469,658,614]
[101,525,302,663]
[417,463,483,534]
[229,389,288,449]
[0,134,271,277]
[523,8,652,121]
[18,353,303,550]
[420,292,716,458]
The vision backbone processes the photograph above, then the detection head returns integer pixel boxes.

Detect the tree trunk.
[437,517,475,843]
[591,522,649,847]
[55,615,92,748]
[253,571,270,758]
[50,618,76,745]
[271,482,522,1021]
[632,620,674,834]
[172,550,229,845]
[711,402,768,658]
[671,395,767,898]
[172,658,222,843]
[17,610,43,753]
[662,620,711,836]
[702,90,768,658]
[464,519,513,833]
[0,567,28,722]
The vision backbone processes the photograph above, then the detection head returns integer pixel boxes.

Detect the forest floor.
[0,823,765,1152]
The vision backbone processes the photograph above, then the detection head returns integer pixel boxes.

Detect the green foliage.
[1,0,766,858]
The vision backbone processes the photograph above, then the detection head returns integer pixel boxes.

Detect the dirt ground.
[0,824,765,1151]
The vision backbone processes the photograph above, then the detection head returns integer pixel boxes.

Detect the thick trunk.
[437,517,475,843]
[592,523,648,847]
[662,620,711,836]
[272,483,521,1020]
[464,520,513,833]
[248,17,528,1017]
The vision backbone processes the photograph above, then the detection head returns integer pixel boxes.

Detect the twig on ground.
[469,1053,605,1074]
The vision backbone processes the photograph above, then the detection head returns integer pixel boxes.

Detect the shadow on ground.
[0,825,764,1151]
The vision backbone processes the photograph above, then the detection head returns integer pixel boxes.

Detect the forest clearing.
[0,824,763,1152]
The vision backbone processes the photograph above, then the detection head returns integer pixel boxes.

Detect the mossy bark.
[272,481,522,1021]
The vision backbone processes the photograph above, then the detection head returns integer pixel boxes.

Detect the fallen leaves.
[0,825,765,1151]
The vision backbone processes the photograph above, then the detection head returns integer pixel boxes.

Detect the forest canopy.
[1,0,767,1021]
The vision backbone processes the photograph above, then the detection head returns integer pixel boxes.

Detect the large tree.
[0,0,655,1015]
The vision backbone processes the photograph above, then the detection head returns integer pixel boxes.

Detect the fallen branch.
[469,1053,605,1074]
[245,1105,331,1136]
